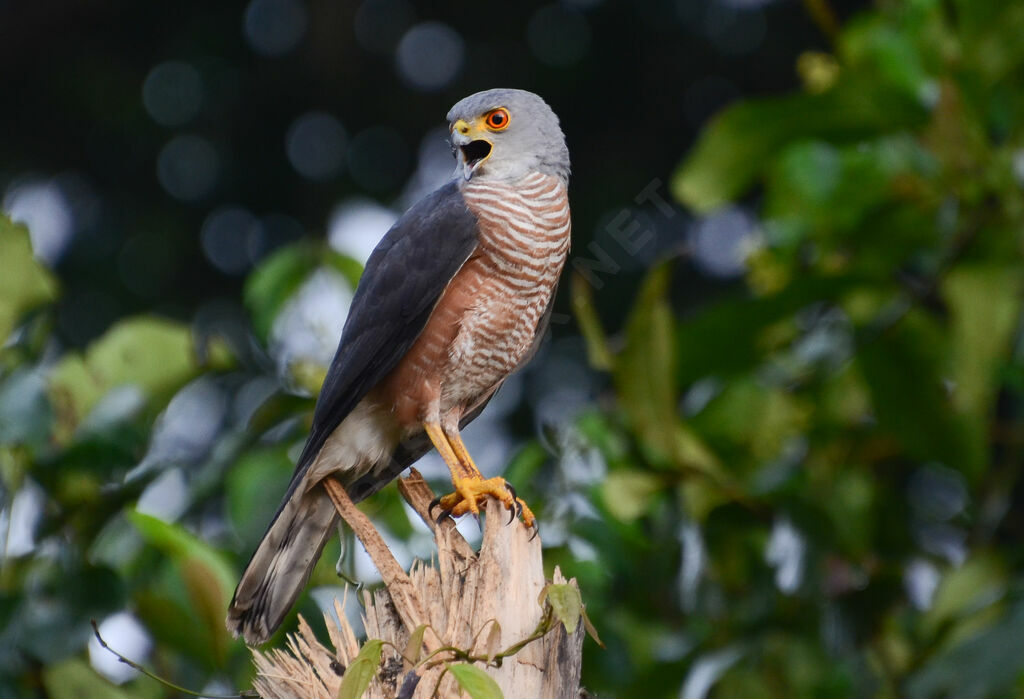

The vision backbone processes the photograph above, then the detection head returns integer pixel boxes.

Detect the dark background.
[1,0,853,344]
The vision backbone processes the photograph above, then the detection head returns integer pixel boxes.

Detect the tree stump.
[250,468,585,698]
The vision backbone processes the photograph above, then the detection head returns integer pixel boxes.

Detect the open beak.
[451,118,493,180]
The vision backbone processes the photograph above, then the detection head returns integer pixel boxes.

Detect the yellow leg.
[423,421,471,481]
[448,430,483,478]
[423,422,535,527]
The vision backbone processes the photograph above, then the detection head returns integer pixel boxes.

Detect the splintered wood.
[250,469,584,698]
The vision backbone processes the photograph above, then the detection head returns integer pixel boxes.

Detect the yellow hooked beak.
[451,118,494,179]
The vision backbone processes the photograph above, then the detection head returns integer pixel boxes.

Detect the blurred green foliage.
[3,1,1024,697]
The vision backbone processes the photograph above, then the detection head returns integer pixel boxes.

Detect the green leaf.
[856,310,982,478]
[0,216,58,342]
[671,79,927,213]
[446,663,503,699]
[943,264,1023,415]
[908,602,1024,699]
[325,250,366,291]
[129,511,235,664]
[337,639,385,699]
[692,378,808,470]
[675,275,856,385]
[48,316,200,438]
[601,470,662,522]
[614,262,678,466]
[403,624,427,668]
[841,16,933,100]
[539,583,582,634]
[0,368,53,446]
[482,620,501,664]
[615,263,723,476]
[226,448,295,550]
[922,554,1006,639]
[762,136,933,243]
[42,658,130,699]
[580,607,605,649]
[570,271,614,371]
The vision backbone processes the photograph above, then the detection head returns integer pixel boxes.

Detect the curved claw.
[528,519,540,542]
[432,476,535,530]
[503,483,519,524]
[430,495,452,525]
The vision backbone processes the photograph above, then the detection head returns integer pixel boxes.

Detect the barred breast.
[376,172,570,429]
[439,172,571,408]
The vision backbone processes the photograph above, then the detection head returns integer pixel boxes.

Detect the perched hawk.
[227,88,571,645]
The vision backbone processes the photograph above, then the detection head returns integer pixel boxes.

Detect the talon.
[432,475,536,530]
[428,495,443,515]
[528,521,540,542]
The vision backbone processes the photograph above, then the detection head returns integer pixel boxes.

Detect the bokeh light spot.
[142,61,203,127]
[401,126,458,204]
[0,480,44,557]
[328,198,398,265]
[136,468,189,522]
[270,268,353,378]
[395,22,465,92]
[243,0,308,56]
[156,134,220,201]
[201,206,262,275]
[690,205,757,278]
[89,612,152,684]
[286,111,347,181]
[2,178,75,264]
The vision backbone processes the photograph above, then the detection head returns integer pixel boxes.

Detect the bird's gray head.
[447,88,569,184]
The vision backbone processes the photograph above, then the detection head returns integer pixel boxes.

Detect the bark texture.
[250,469,584,698]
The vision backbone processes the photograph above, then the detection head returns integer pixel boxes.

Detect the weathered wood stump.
[250,469,584,698]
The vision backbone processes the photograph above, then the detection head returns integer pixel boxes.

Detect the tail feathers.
[226,487,338,645]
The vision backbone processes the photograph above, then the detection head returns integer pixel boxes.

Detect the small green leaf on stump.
[483,621,502,664]
[581,607,606,649]
[446,663,503,699]
[338,639,385,699]
[539,583,582,635]
[403,624,427,668]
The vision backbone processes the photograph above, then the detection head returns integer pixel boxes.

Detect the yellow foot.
[431,476,536,528]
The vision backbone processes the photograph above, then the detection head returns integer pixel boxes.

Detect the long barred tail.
[226,487,338,646]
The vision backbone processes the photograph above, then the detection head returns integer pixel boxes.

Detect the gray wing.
[281,180,479,504]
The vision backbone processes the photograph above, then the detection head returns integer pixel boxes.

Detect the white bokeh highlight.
[327,198,398,265]
[3,179,75,264]
[89,612,152,684]
[270,269,353,379]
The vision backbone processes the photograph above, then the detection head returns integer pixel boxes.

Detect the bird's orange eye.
[484,108,510,131]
